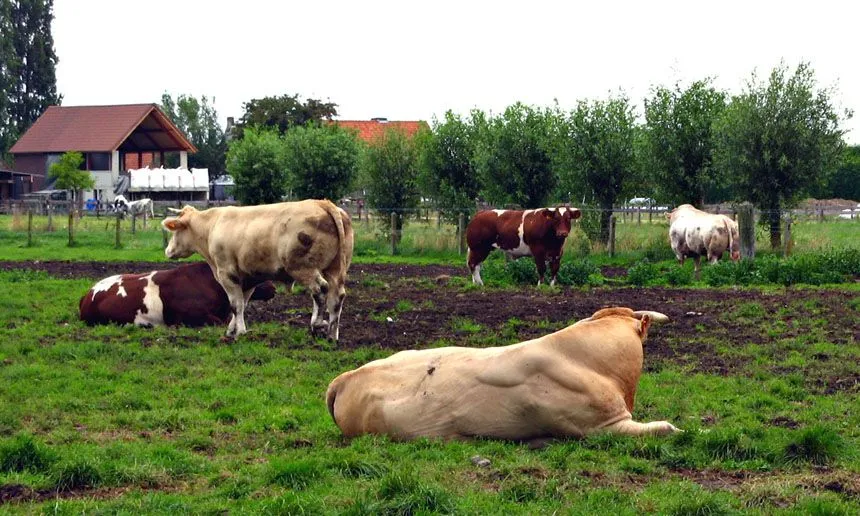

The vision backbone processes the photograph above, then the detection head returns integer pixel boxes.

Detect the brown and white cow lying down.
[326,307,680,443]
[668,204,740,277]
[79,262,277,327]
[162,200,353,340]
[466,207,581,286]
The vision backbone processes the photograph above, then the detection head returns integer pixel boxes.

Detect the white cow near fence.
[113,195,154,218]
[668,204,740,278]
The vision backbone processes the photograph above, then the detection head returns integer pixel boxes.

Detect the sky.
[53,0,859,142]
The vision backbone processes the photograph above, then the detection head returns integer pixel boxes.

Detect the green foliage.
[820,145,860,200]
[557,259,600,286]
[358,470,455,515]
[160,93,227,176]
[713,62,850,248]
[234,93,337,137]
[226,128,287,205]
[51,458,103,491]
[283,123,359,201]
[665,264,694,286]
[0,0,61,157]
[780,425,844,466]
[642,79,727,206]
[362,127,421,240]
[702,251,855,286]
[627,259,660,286]
[417,110,480,222]
[562,94,639,244]
[0,434,56,473]
[474,103,560,208]
[48,151,94,201]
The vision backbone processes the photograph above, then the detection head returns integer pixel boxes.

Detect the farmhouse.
[9,104,198,204]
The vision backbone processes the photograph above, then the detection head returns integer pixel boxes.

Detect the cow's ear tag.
[163,218,183,231]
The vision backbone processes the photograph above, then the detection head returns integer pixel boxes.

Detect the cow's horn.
[167,207,182,214]
[633,310,669,324]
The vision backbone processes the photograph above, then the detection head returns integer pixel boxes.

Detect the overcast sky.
[53,0,858,142]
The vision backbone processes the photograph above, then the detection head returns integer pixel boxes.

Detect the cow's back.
[466,210,525,251]
[80,273,153,325]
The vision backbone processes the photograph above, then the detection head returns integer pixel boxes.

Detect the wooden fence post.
[608,215,616,258]
[27,210,33,247]
[131,213,137,235]
[390,212,398,255]
[162,228,169,249]
[783,216,793,257]
[737,202,755,259]
[115,211,122,249]
[68,207,74,246]
[458,212,466,256]
[142,211,147,229]
[637,207,641,225]
[648,207,652,224]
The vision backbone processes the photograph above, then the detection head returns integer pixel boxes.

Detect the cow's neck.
[188,210,219,263]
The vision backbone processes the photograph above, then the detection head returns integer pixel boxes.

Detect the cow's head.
[541,207,582,239]
[162,206,199,259]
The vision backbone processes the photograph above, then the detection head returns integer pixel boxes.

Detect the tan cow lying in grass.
[326,307,680,442]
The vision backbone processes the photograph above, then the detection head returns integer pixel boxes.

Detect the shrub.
[557,259,600,286]
[627,260,660,286]
[565,228,592,258]
[665,265,693,286]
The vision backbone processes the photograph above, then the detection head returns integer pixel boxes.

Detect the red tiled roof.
[333,119,429,143]
[9,104,196,154]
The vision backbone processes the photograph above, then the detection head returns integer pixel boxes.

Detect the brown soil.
[2,260,858,395]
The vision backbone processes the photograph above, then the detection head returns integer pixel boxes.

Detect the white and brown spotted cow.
[326,307,680,443]
[668,204,740,278]
[79,262,276,327]
[466,207,581,286]
[162,200,353,341]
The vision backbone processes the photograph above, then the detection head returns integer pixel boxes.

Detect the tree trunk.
[768,202,782,250]
[599,202,613,245]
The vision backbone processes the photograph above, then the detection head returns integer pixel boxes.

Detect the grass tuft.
[780,425,845,466]
[0,434,56,473]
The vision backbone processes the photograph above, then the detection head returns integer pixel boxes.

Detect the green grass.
[0,269,857,512]
[2,214,857,267]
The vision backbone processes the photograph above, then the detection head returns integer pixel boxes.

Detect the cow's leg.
[217,273,247,338]
[533,252,547,286]
[548,255,562,287]
[293,269,330,337]
[467,247,491,286]
[324,282,347,342]
[693,256,702,280]
[601,418,681,436]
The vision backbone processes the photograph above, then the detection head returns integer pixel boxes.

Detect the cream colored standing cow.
[326,307,680,442]
[668,204,740,278]
[162,200,353,340]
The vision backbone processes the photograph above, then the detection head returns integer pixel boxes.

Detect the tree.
[225,128,287,205]
[362,128,420,244]
[818,145,860,201]
[160,93,227,176]
[474,103,559,208]
[417,110,481,222]
[0,0,61,158]
[235,94,338,138]
[642,79,726,206]
[282,123,359,201]
[562,94,639,244]
[49,151,93,245]
[713,62,850,248]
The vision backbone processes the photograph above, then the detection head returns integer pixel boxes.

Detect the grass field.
[0,264,858,513]
[1,214,858,266]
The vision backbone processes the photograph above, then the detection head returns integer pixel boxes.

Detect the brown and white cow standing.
[162,200,353,341]
[79,262,276,327]
[668,204,740,278]
[326,307,680,443]
[466,207,581,286]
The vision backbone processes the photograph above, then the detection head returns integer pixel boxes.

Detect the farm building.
[333,118,429,143]
[8,103,199,204]
[0,161,37,201]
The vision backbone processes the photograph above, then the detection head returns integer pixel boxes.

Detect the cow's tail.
[724,217,734,254]
[321,200,348,275]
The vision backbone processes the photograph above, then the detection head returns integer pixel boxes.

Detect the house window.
[87,153,110,170]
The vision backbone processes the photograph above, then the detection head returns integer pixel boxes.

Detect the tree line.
[171,62,853,249]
